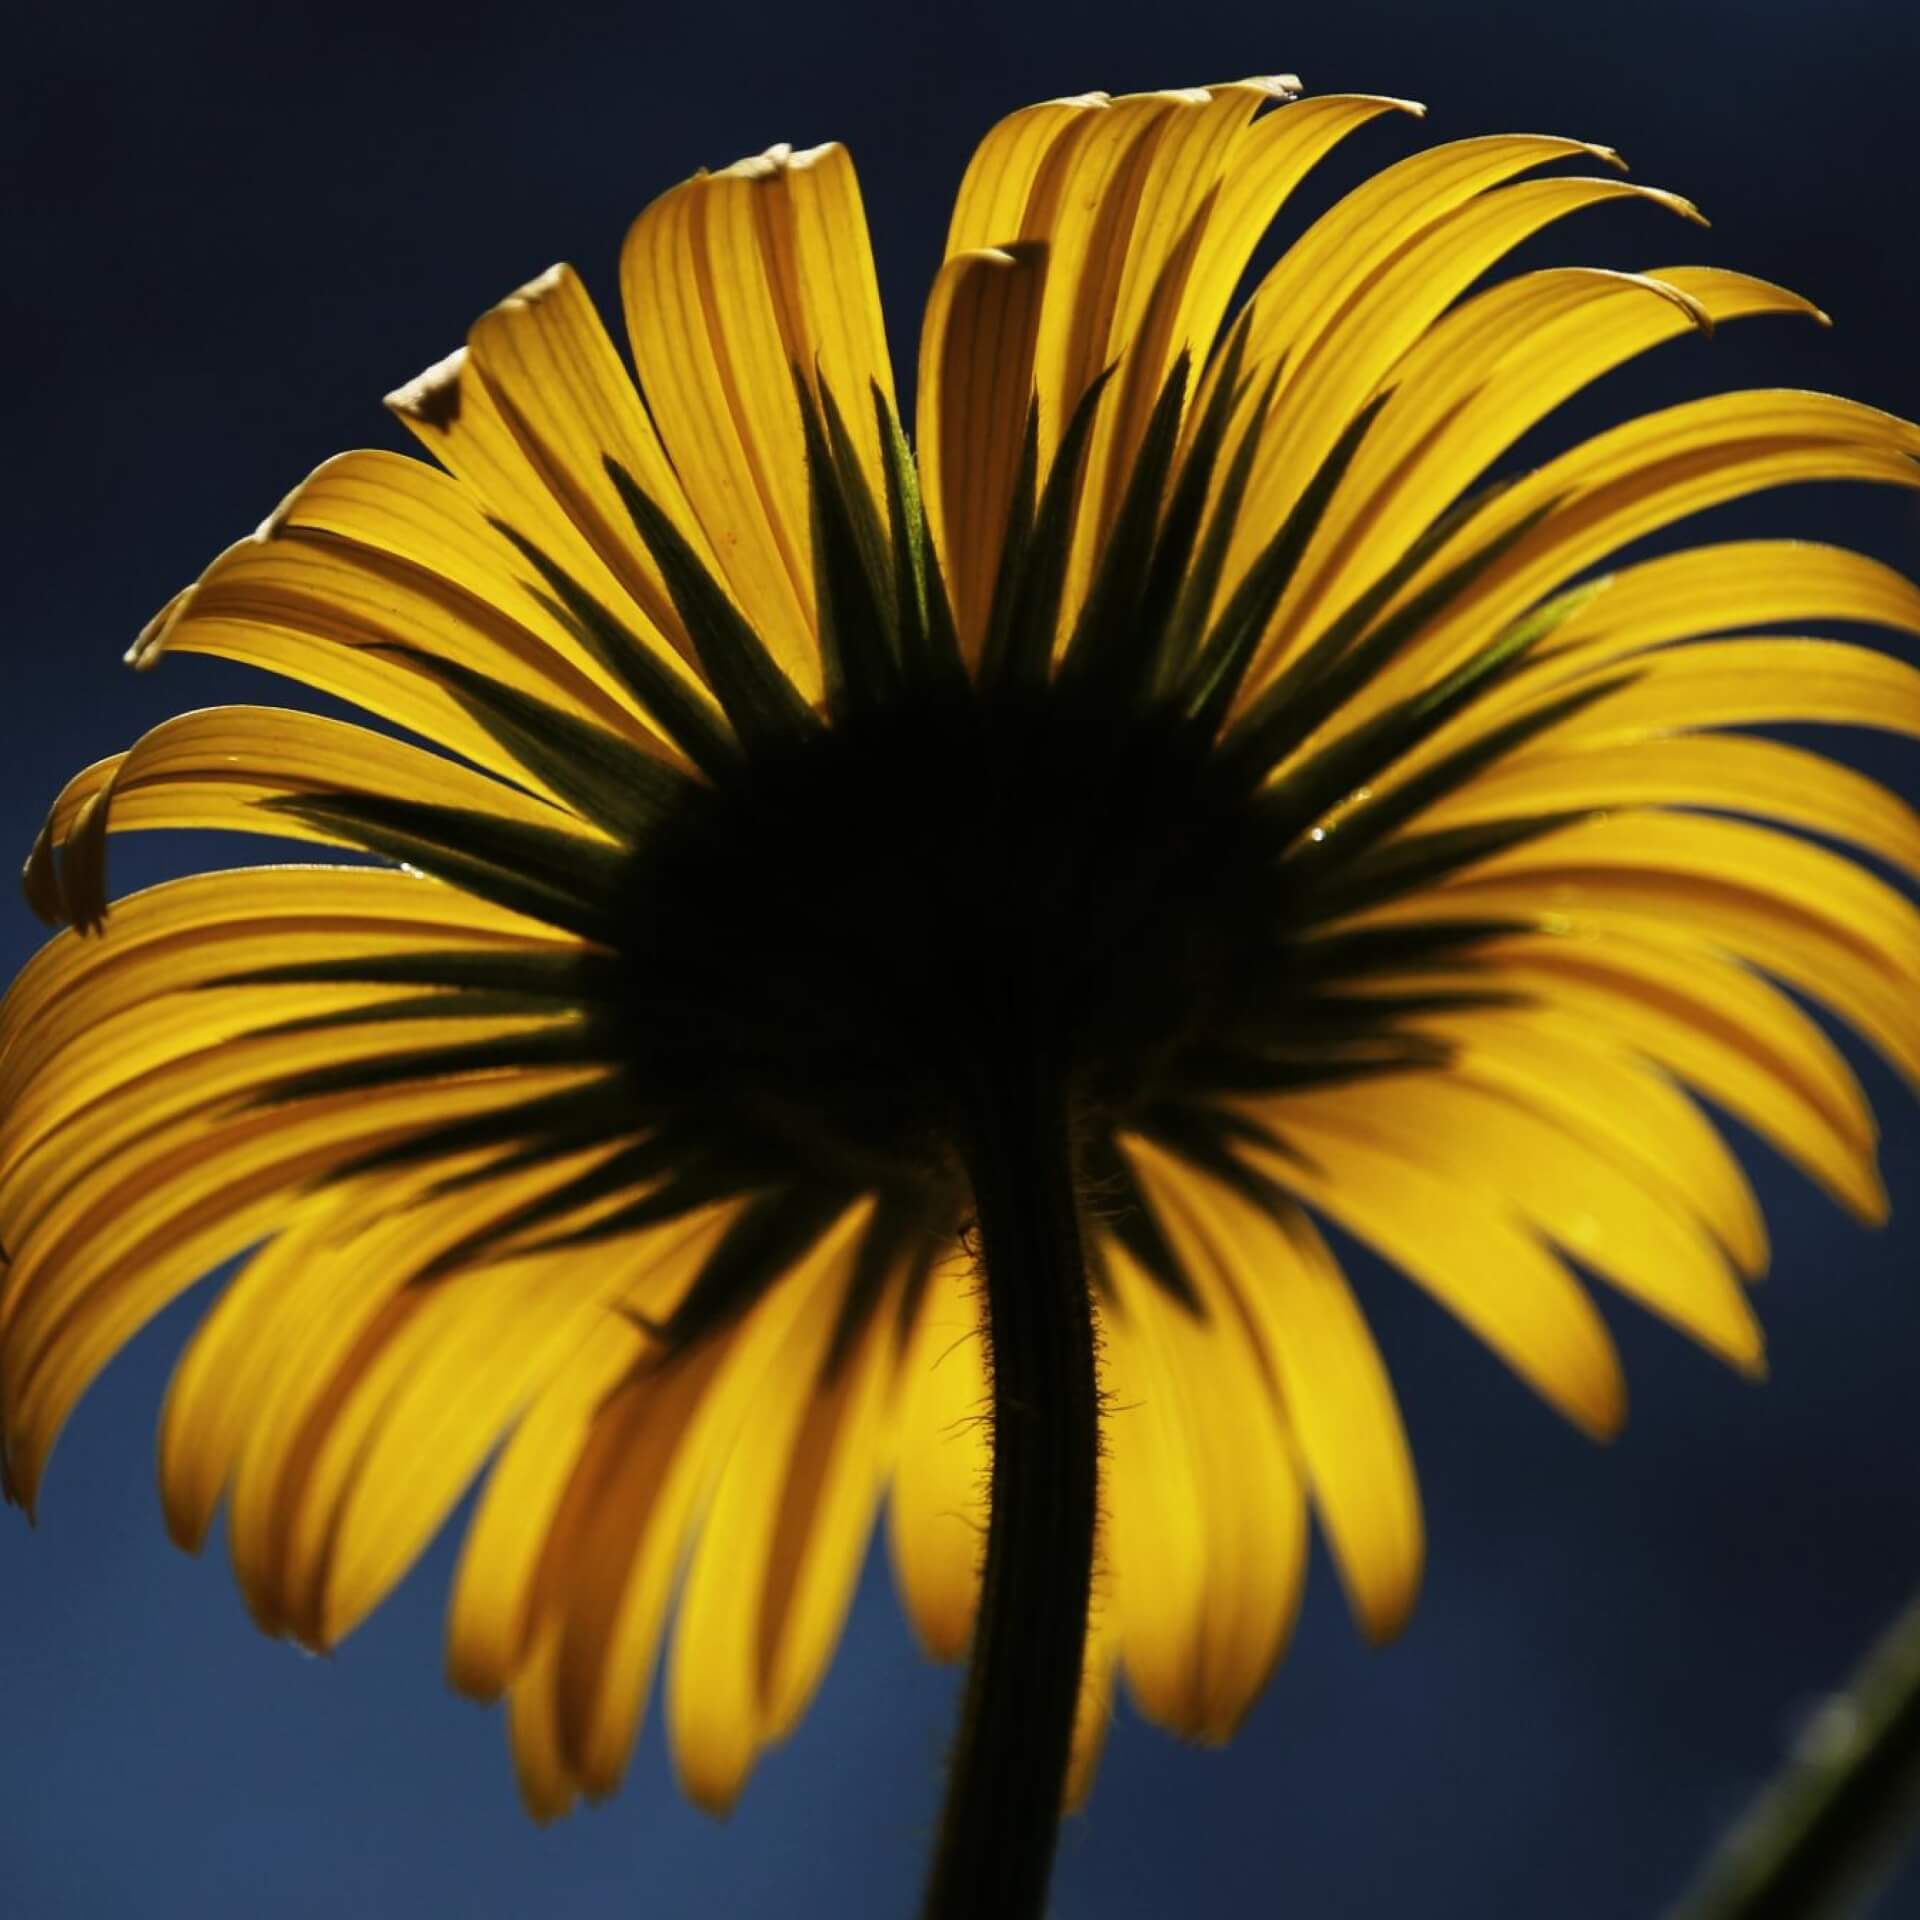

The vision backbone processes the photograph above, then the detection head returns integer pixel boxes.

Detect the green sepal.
[243,989,588,1038]
[1215,490,1555,791]
[977,397,1042,689]
[1181,1034,1453,1096]
[249,1020,607,1106]
[1131,321,1256,698]
[1281,670,1639,872]
[1294,811,1588,927]
[1182,386,1388,741]
[981,368,1116,693]
[264,791,628,942]
[208,946,617,996]
[491,522,739,780]
[795,370,899,719]
[1055,351,1192,710]
[324,1078,634,1183]
[378,647,692,844]
[414,1131,682,1279]
[603,456,821,758]
[1080,1128,1202,1314]
[636,1184,849,1359]
[1286,916,1529,982]
[821,1196,917,1383]
[1255,588,1621,855]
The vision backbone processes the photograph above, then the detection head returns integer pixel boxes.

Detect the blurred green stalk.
[1669,1581,1920,1920]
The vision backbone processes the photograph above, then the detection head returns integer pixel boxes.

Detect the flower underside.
[5,79,1918,1825]
[239,352,1587,1361]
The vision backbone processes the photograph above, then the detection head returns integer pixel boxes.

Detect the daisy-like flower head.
[5,76,1918,1903]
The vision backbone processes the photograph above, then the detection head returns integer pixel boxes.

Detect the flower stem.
[1669,1578,1920,1920]
[922,1062,1099,1920]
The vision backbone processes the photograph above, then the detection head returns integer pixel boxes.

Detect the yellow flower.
[4,74,1917,1903]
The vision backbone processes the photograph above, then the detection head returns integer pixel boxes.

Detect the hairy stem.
[922,1062,1100,1920]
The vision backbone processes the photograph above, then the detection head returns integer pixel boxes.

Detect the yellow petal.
[463,264,716,673]
[1429,733,1920,881]
[1532,538,1920,665]
[1246,178,1705,642]
[1236,1107,1626,1439]
[1317,1073,1764,1372]
[667,1203,874,1810]
[886,1253,989,1661]
[1177,93,1426,412]
[1274,269,1819,659]
[1454,811,1920,1082]
[916,245,1047,660]
[1430,921,1886,1220]
[157,1174,402,1552]
[1,875,577,1108]
[1100,1238,1306,1741]
[1137,1142,1423,1644]
[0,1071,598,1517]
[26,704,604,933]
[506,1628,578,1823]
[1536,637,1920,746]
[1418,1004,1768,1277]
[445,1310,653,1701]
[534,1323,740,1803]
[315,1193,710,1649]
[137,524,663,780]
[1286,389,1920,716]
[263,443,712,738]
[622,145,897,693]
[1066,1593,1120,1812]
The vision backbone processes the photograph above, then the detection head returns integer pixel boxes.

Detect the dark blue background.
[4,2,1918,1914]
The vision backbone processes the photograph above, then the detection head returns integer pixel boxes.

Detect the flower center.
[601,680,1280,1195]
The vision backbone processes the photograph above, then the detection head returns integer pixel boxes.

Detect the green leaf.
[603,456,821,757]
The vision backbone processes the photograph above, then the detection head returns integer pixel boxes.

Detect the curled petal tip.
[384,346,468,431]
[495,263,571,314]
[1589,142,1628,172]
[128,584,192,668]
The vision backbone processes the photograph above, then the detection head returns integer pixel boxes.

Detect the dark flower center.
[603,680,1280,1195]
